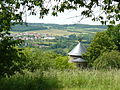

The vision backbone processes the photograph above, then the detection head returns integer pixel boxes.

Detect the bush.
[93,50,120,69]
[23,48,74,71]
[53,56,75,70]
[22,48,56,71]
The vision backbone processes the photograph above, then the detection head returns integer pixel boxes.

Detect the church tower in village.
[68,41,87,67]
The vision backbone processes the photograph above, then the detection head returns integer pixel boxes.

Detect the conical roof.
[68,42,86,56]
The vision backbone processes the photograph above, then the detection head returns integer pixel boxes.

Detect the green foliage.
[11,24,48,32]
[0,0,51,77]
[107,24,120,51]
[53,49,67,56]
[23,48,74,71]
[11,23,107,32]
[0,34,27,77]
[1,69,120,90]
[23,48,57,71]
[84,31,116,64]
[0,0,119,29]
[93,50,120,69]
[53,56,75,70]
[0,70,60,90]
[52,0,120,25]
[0,0,119,78]
[84,24,120,67]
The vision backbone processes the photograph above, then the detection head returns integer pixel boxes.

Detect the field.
[0,69,120,90]
[10,24,107,56]
[29,29,79,36]
[19,28,105,36]
[11,23,107,36]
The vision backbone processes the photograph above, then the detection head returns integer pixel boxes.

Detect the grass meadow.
[0,69,120,90]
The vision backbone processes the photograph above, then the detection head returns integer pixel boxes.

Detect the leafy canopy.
[52,0,120,25]
[93,50,120,69]
[84,24,120,67]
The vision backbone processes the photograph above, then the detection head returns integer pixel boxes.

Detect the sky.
[21,0,119,25]
[24,9,102,25]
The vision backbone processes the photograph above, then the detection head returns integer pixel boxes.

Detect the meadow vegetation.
[1,69,120,90]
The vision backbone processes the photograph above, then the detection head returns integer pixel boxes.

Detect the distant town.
[11,32,56,40]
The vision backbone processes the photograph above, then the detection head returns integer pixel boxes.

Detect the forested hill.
[11,23,107,32]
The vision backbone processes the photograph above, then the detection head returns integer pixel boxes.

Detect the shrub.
[53,56,75,70]
[93,50,120,69]
[23,48,74,71]
[22,48,56,71]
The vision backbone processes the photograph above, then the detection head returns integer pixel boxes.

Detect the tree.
[107,24,120,51]
[93,50,120,69]
[52,0,120,25]
[84,31,115,64]
[84,24,120,66]
[0,35,26,77]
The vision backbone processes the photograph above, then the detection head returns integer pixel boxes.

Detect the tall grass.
[0,69,120,90]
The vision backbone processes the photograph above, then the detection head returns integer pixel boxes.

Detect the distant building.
[43,37,55,40]
[68,41,87,67]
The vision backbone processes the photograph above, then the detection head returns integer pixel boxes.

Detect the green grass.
[0,69,120,90]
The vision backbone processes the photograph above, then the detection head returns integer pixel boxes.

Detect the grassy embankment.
[0,69,120,90]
